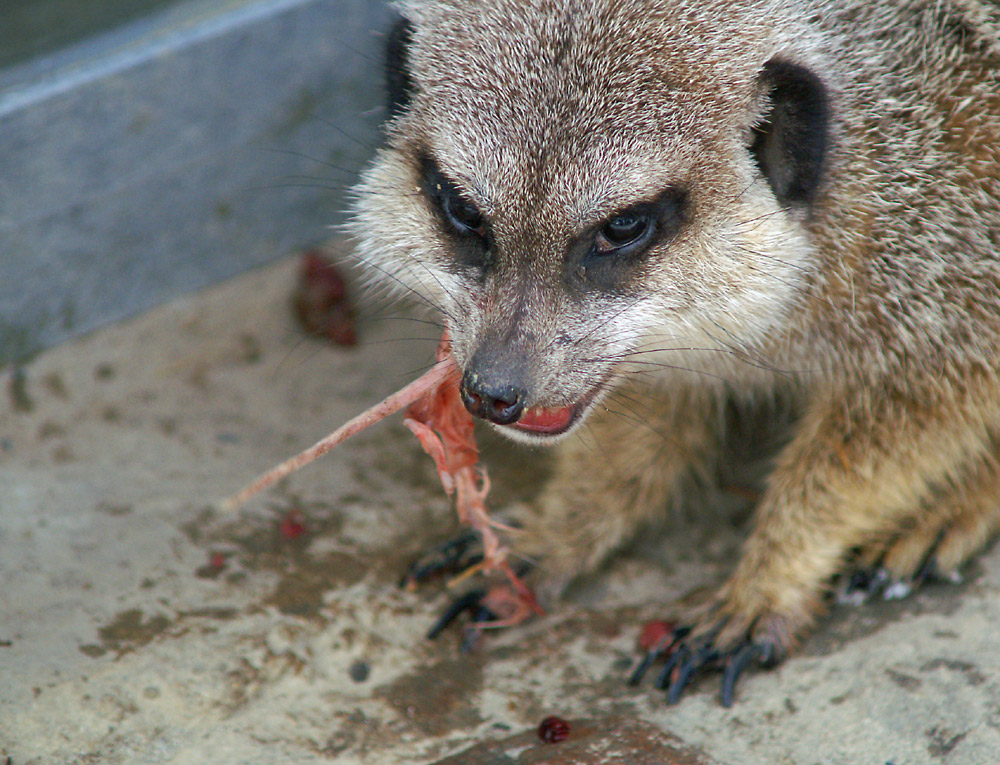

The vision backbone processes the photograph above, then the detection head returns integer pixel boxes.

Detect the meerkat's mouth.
[509,404,577,435]
[500,377,611,441]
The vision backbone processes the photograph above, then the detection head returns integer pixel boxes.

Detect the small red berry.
[195,550,228,579]
[537,715,571,743]
[279,508,307,539]
[638,620,677,651]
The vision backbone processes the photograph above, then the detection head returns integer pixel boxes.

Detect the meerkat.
[349,0,1000,704]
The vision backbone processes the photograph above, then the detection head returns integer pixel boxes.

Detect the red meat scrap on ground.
[291,248,357,346]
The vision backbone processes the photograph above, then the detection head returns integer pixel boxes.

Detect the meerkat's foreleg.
[657,377,1000,703]
[509,382,723,600]
[411,381,723,639]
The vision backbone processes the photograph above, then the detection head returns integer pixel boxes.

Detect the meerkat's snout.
[459,374,579,437]
[459,369,527,426]
[456,325,534,426]
[457,335,580,437]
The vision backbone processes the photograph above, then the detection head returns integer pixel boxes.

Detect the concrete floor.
[2,254,999,764]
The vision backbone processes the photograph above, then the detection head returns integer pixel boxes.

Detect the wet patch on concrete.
[927,725,968,758]
[884,667,922,691]
[8,367,35,412]
[375,655,487,738]
[317,707,395,759]
[81,607,235,659]
[182,500,375,620]
[223,650,307,713]
[178,607,239,621]
[263,550,366,619]
[919,657,987,686]
[94,608,172,656]
[96,502,132,517]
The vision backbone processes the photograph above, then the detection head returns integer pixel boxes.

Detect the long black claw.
[838,566,891,605]
[666,653,699,705]
[850,566,889,595]
[426,589,485,639]
[629,650,661,686]
[410,552,484,586]
[662,640,720,704]
[914,555,942,585]
[846,567,875,592]
[459,606,497,653]
[654,648,686,690]
[403,531,483,587]
[673,625,693,643]
[630,625,692,687]
[720,643,762,707]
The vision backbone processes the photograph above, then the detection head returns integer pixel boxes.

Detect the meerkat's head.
[350,0,832,443]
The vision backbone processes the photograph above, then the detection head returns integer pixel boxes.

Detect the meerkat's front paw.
[421,564,541,649]
[836,506,989,605]
[630,583,816,707]
[401,527,487,591]
[401,520,543,650]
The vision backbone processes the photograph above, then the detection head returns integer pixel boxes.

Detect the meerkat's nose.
[459,370,527,425]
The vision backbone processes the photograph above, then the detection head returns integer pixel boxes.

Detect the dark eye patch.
[420,155,493,271]
[567,186,689,293]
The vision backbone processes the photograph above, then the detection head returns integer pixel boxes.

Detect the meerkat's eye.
[421,155,489,242]
[595,207,658,256]
[572,188,688,290]
[596,188,687,256]
[442,193,486,237]
[596,212,652,252]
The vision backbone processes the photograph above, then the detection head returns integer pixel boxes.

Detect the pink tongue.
[514,405,573,433]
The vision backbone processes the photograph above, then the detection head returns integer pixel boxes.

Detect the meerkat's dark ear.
[385,16,415,120]
[750,59,830,206]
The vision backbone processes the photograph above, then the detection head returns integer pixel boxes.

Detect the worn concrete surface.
[1,253,999,764]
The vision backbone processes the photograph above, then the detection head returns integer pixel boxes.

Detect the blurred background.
[0,0,389,365]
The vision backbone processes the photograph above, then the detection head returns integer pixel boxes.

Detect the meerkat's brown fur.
[350,0,1000,698]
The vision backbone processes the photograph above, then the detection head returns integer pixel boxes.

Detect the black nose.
[460,371,527,425]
